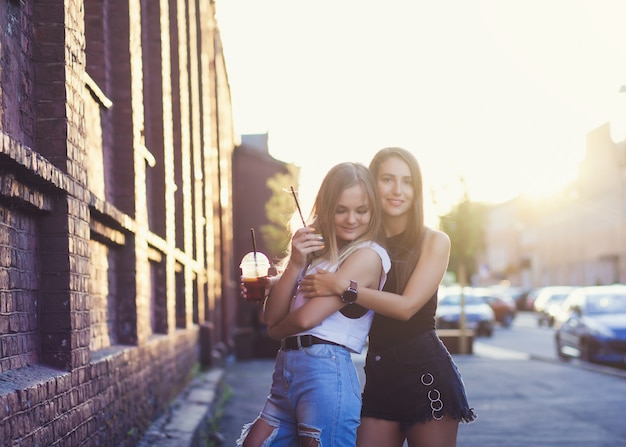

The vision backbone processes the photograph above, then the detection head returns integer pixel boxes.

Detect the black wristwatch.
[341,280,358,304]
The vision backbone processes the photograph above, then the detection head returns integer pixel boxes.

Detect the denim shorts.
[238,343,361,446]
[362,329,476,430]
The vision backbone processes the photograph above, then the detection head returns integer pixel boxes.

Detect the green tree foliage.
[260,164,300,259]
[438,182,487,284]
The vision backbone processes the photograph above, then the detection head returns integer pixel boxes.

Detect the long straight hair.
[368,147,425,288]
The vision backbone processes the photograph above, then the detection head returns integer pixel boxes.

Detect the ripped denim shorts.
[237,343,361,446]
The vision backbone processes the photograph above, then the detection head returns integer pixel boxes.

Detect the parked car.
[479,293,517,327]
[484,285,528,313]
[533,286,577,326]
[537,288,577,327]
[523,287,544,312]
[507,287,531,311]
[555,284,626,365]
[436,288,495,337]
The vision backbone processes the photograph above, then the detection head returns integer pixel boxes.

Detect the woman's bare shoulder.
[424,226,448,239]
[346,244,385,264]
[423,227,451,249]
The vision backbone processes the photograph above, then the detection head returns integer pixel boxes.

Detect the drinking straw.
[290,186,307,227]
[290,186,319,259]
[250,227,262,277]
[250,228,258,264]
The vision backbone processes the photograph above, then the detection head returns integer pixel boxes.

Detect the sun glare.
[218,0,626,210]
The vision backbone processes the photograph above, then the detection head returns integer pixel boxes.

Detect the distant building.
[232,133,299,358]
[0,2,236,445]
[483,122,626,289]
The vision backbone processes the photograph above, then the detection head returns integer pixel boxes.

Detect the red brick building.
[0,1,236,445]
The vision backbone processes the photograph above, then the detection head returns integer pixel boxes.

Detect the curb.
[137,367,226,447]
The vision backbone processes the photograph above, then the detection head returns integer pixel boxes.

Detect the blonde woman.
[238,162,391,447]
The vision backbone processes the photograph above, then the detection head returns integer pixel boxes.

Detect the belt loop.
[297,335,302,349]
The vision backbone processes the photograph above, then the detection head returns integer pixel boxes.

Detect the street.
[455,354,626,446]
[479,310,558,359]
[478,311,626,375]
[459,311,626,446]
[218,312,626,446]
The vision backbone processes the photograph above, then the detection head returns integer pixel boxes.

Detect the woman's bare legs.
[242,419,275,447]
[357,417,405,447]
[405,415,459,447]
[242,418,321,447]
[357,415,459,447]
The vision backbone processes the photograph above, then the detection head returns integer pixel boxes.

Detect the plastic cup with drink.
[240,251,271,304]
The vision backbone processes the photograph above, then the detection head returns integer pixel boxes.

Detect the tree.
[260,164,300,258]
[437,178,488,354]
[438,182,487,284]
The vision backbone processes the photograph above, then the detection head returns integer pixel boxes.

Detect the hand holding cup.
[240,251,271,304]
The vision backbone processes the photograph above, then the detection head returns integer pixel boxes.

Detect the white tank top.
[289,241,390,353]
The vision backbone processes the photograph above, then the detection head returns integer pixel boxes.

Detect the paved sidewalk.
[137,367,225,447]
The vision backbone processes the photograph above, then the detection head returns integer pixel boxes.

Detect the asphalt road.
[479,310,560,360]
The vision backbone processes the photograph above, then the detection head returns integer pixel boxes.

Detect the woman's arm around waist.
[301,228,450,321]
[266,246,384,340]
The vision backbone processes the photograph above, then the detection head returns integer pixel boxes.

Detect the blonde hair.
[280,162,384,271]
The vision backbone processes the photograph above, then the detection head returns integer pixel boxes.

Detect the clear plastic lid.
[240,252,270,277]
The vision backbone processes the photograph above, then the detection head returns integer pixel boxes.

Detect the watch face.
[342,289,358,304]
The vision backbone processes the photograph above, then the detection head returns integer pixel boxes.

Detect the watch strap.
[341,280,358,304]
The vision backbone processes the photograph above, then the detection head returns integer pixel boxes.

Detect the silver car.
[436,288,495,337]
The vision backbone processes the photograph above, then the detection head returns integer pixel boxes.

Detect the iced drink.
[240,252,271,303]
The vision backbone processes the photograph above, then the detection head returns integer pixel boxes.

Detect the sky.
[216,0,626,219]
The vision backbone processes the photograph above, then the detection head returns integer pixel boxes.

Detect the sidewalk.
[139,344,626,446]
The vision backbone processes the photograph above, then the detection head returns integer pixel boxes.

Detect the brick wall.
[0,329,199,445]
[0,204,39,371]
[89,238,118,351]
[0,0,235,445]
[0,0,35,147]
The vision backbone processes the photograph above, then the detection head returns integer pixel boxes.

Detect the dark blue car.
[555,285,626,365]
